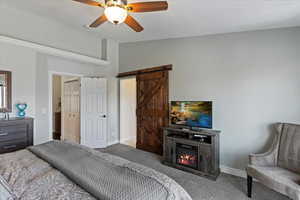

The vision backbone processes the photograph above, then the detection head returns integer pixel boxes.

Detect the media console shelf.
[162,127,220,180]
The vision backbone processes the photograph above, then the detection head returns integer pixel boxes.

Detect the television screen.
[170,101,212,129]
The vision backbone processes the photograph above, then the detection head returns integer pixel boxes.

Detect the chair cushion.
[278,123,300,173]
[247,165,300,200]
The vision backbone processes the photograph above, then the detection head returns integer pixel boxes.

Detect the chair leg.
[247,175,253,198]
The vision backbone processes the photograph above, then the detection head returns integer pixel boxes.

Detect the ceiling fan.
[73,0,168,32]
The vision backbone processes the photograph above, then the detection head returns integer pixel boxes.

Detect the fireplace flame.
[178,154,196,165]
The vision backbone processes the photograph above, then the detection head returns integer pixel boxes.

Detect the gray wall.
[119,27,300,170]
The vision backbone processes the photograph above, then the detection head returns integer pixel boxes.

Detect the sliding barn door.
[81,77,107,148]
[62,79,80,143]
[136,71,169,155]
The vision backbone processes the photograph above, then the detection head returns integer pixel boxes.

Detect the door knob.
[101,115,106,118]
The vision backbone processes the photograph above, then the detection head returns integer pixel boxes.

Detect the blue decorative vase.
[16,103,28,117]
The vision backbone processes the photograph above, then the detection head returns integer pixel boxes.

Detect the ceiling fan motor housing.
[105,0,127,6]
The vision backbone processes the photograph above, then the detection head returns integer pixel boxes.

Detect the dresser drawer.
[0,124,27,142]
[0,140,28,154]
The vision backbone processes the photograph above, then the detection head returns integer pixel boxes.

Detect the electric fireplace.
[176,144,198,169]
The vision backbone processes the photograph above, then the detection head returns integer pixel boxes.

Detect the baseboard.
[107,140,119,146]
[104,142,247,179]
[120,138,136,144]
[220,165,247,178]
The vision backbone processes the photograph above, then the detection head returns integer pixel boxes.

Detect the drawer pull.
[3,145,17,149]
[0,132,8,136]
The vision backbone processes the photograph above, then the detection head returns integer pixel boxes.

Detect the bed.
[0,140,192,200]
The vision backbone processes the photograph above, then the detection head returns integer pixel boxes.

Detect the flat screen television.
[170,101,212,129]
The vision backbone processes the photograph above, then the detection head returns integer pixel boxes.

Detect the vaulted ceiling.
[3,0,300,43]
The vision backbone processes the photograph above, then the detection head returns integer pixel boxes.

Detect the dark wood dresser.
[0,117,34,154]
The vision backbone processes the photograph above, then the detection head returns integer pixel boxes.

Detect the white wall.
[119,27,300,169]
[35,42,119,145]
[120,78,136,145]
[36,55,103,144]
[0,43,36,118]
[0,2,101,58]
[0,1,119,145]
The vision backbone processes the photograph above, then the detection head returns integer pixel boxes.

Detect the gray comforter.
[0,141,191,200]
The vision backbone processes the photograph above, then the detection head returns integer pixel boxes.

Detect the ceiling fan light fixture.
[73,0,168,32]
[104,6,128,24]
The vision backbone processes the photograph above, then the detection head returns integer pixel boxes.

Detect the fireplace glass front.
[176,143,198,169]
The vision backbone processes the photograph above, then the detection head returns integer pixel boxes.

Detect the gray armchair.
[246,123,300,200]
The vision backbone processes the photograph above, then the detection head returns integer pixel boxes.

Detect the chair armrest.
[249,151,277,166]
[249,126,281,166]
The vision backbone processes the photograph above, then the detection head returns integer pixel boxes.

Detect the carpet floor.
[99,144,289,200]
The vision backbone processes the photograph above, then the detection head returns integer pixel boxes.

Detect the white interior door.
[81,77,107,148]
[62,79,80,143]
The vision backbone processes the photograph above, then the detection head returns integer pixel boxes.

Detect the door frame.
[48,71,83,142]
[119,77,137,147]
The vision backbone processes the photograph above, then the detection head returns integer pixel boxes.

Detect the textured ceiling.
[3,0,300,43]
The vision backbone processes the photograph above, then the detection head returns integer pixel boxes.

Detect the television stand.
[162,126,220,180]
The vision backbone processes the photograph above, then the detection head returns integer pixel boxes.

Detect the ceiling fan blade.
[89,15,107,28]
[73,0,102,7]
[127,1,168,12]
[124,15,144,32]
